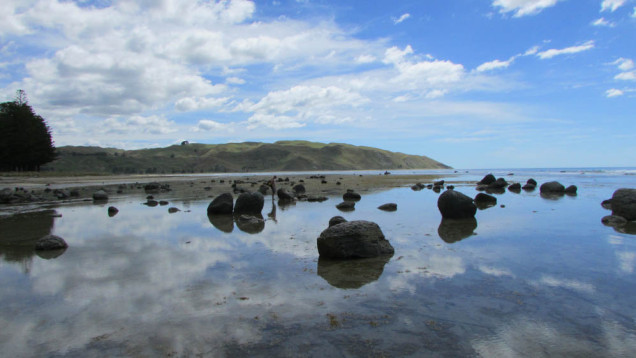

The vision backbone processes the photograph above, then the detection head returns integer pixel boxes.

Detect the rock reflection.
[317,255,392,289]
[208,214,234,233]
[235,214,265,234]
[438,218,478,243]
[0,210,58,271]
[540,192,565,200]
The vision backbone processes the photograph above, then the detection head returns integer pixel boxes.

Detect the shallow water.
[1,170,636,357]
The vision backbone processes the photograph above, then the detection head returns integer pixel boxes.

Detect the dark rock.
[475,184,488,192]
[522,183,536,191]
[434,180,445,186]
[540,181,565,194]
[207,193,234,215]
[235,214,265,234]
[438,218,478,243]
[208,214,234,233]
[343,191,362,201]
[474,193,497,210]
[437,190,477,219]
[35,234,68,250]
[508,183,521,192]
[432,186,442,193]
[144,182,162,192]
[277,188,295,202]
[69,189,80,197]
[107,206,119,217]
[488,178,508,189]
[258,184,270,195]
[292,184,306,195]
[317,220,394,259]
[234,192,265,214]
[478,174,496,185]
[411,184,424,191]
[54,189,70,199]
[145,200,159,207]
[527,178,538,186]
[447,185,455,190]
[92,190,108,201]
[317,255,391,289]
[307,195,328,202]
[159,200,169,206]
[146,195,154,200]
[336,201,355,211]
[378,203,397,212]
[329,216,347,227]
[611,188,636,221]
[168,207,180,213]
[564,185,578,195]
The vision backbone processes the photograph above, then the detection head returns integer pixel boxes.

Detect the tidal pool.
[1,169,636,357]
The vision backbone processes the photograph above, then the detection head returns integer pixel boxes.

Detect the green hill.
[42,141,451,174]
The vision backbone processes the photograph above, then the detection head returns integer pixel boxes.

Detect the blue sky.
[1,0,634,168]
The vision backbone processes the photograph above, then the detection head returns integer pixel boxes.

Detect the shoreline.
[0,172,453,216]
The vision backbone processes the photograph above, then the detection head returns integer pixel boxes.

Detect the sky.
[0,0,635,169]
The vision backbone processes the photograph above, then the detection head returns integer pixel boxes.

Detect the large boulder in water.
[343,190,362,202]
[329,216,347,227]
[317,220,394,259]
[437,190,477,219]
[35,234,68,250]
[611,188,636,221]
[234,192,264,214]
[478,174,496,185]
[207,193,234,215]
[540,181,565,194]
[277,188,295,203]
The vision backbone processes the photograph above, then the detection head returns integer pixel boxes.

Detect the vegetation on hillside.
[43,141,450,174]
[0,91,57,172]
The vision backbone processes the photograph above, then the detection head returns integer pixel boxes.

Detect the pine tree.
[0,90,57,171]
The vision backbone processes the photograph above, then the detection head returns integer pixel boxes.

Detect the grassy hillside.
[42,141,451,174]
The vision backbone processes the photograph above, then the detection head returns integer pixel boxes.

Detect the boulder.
[336,201,355,211]
[508,183,521,192]
[478,174,496,185]
[145,200,159,207]
[564,185,578,195]
[601,199,613,210]
[527,178,538,186]
[540,181,565,194]
[343,191,362,201]
[317,220,394,259]
[434,180,445,187]
[611,188,636,221]
[258,184,270,195]
[207,193,234,215]
[437,190,477,219]
[292,184,306,195]
[329,216,347,227]
[602,215,627,227]
[35,234,68,250]
[168,207,180,213]
[522,183,536,191]
[92,190,108,201]
[378,203,397,212]
[488,178,508,189]
[277,188,295,203]
[234,192,265,214]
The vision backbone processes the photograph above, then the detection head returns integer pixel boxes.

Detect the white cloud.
[393,13,411,24]
[537,41,595,59]
[606,88,624,97]
[238,85,369,129]
[226,77,246,85]
[601,0,626,12]
[476,58,515,72]
[194,119,231,132]
[175,96,230,112]
[383,46,465,89]
[611,57,634,71]
[492,0,562,17]
[104,115,177,135]
[592,17,615,27]
[615,71,636,81]
[355,54,377,64]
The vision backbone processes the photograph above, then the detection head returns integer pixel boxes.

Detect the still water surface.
[1,169,636,357]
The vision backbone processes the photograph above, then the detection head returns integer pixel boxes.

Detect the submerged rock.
[207,193,234,215]
[437,190,477,219]
[565,185,578,195]
[317,220,394,259]
[208,214,234,233]
[378,203,397,212]
[343,191,362,202]
[317,255,392,289]
[540,181,565,194]
[236,214,265,234]
[336,201,355,211]
[474,193,497,210]
[35,234,68,251]
[277,188,295,203]
[438,218,478,243]
[508,183,521,192]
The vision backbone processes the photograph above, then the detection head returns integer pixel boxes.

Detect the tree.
[0,90,57,171]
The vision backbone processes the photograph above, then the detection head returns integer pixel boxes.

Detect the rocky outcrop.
[317,220,394,259]
[234,192,265,214]
[207,193,234,215]
[478,174,496,185]
[437,190,477,219]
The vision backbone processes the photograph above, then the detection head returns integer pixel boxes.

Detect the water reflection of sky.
[1,174,636,356]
